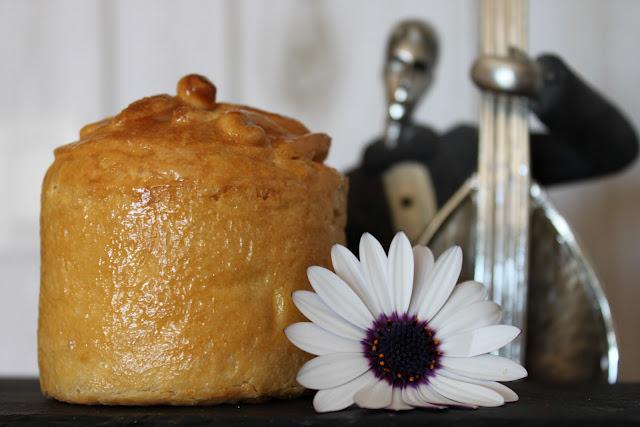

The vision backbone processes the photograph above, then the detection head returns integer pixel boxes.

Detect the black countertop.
[1,379,639,426]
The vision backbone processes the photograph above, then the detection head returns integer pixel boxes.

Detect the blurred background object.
[348,2,635,383]
[0,0,639,381]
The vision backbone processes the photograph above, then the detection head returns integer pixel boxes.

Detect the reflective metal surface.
[474,0,530,363]
[380,20,441,241]
[471,49,542,97]
[417,178,619,383]
[383,20,438,148]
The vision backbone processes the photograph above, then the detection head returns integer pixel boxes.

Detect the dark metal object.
[346,55,638,252]
[376,20,443,241]
[346,21,638,383]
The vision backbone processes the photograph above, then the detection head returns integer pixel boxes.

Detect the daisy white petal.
[436,301,502,338]
[440,368,518,402]
[285,322,362,356]
[307,266,374,330]
[430,375,504,407]
[440,325,521,357]
[353,379,393,409]
[313,370,378,413]
[440,354,528,381]
[402,386,445,409]
[288,234,525,414]
[408,246,462,321]
[292,291,364,340]
[429,281,486,331]
[492,383,518,402]
[388,232,414,313]
[418,383,477,408]
[331,244,381,315]
[359,233,394,315]
[412,245,435,292]
[386,387,414,411]
[297,352,370,390]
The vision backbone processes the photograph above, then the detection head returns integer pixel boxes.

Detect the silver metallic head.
[384,20,439,125]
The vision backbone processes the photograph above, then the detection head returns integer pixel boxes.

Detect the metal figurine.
[346,13,638,382]
[383,20,439,148]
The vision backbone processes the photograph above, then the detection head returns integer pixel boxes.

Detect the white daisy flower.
[285,232,527,413]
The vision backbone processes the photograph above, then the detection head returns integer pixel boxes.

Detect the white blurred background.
[1,0,639,380]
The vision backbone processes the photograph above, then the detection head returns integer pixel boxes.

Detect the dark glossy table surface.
[1,379,639,426]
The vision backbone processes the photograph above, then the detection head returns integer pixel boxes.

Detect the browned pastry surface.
[39,75,347,405]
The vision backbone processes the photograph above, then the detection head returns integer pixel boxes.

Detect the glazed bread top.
[50,74,336,192]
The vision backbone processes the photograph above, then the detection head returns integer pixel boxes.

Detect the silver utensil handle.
[474,0,531,364]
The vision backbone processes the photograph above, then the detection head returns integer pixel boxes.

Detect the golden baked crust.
[39,75,347,405]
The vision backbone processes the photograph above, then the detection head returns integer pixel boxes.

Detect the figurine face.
[384,21,439,122]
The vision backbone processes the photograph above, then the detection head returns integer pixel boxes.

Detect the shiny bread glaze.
[56,75,332,191]
[39,75,347,405]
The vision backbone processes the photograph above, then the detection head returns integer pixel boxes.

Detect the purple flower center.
[363,313,440,388]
